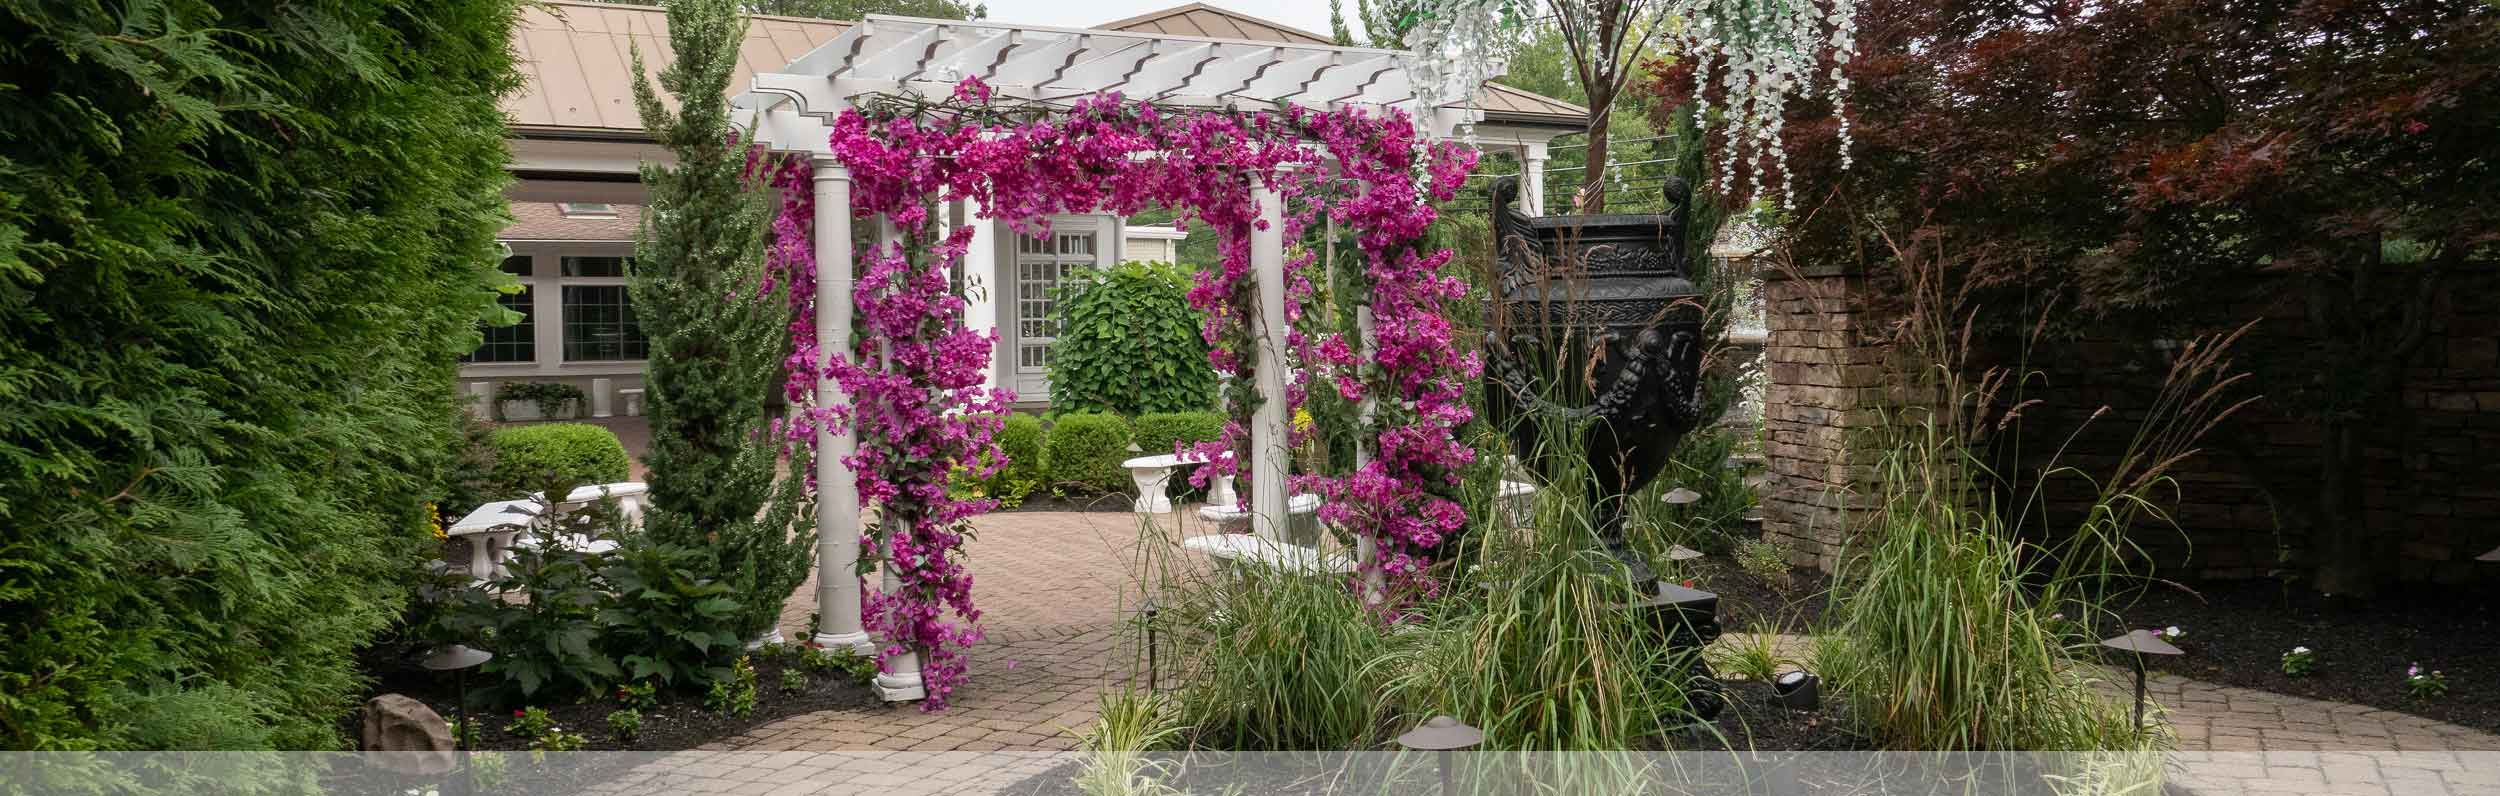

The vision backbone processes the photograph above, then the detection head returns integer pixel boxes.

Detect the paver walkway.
[580,505,2496,795]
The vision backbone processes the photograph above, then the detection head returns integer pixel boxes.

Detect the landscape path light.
[1396,715,1485,796]
[2099,629,2182,733]
[1666,544,1705,562]
[1663,487,1703,506]
[2478,545,2498,563]
[421,644,493,796]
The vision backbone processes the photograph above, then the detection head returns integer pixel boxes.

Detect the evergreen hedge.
[987,413,1046,504]
[0,0,523,749]
[1043,413,1133,495]
[1132,411,1227,458]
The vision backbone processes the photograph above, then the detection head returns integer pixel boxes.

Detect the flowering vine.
[777,78,1479,707]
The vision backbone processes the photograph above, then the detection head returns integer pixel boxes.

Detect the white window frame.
[459,240,647,378]
[1012,222,1104,376]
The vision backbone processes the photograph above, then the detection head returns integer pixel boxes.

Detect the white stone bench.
[1181,533,1354,577]
[446,499,541,583]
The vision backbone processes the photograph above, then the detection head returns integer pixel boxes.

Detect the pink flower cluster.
[779,78,1478,707]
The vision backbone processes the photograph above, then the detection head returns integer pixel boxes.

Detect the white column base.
[811,630,874,656]
[874,671,926,703]
[744,627,787,651]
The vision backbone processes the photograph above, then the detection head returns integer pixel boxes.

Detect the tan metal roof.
[1095,3,1335,45]
[505,0,848,135]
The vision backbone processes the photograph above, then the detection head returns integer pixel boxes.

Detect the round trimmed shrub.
[993,413,1046,487]
[1132,411,1226,457]
[1042,413,1132,494]
[491,423,633,492]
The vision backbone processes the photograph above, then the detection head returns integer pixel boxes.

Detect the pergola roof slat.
[738,14,1487,153]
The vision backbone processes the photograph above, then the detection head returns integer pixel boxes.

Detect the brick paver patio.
[575,416,2500,793]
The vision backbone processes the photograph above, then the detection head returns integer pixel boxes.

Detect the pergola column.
[1249,176,1290,540]
[1520,141,1549,216]
[963,201,1000,391]
[870,214,929,704]
[811,158,874,656]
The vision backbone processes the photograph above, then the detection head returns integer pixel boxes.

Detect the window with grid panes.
[464,255,536,363]
[1014,230,1095,372]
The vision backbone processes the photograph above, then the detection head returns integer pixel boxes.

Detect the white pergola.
[734,15,1529,703]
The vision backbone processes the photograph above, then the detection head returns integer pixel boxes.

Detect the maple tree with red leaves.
[1647,0,2500,595]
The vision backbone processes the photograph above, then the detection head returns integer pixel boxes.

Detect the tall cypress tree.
[629,0,813,639]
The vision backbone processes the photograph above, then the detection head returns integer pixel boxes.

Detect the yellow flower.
[1292,407,1313,434]
[426,502,446,541]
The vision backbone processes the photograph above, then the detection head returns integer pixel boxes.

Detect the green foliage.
[505,706,557,740]
[630,0,814,640]
[1130,412,1226,458]
[490,423,633,493]
[493,382,586,420]
[1705,624,1791,683]
[441,414,506,517]
[0,0,524,748]
[1733,539,1793,587]
[706,656,760,717]
[428,490,747,700]
[1043,413,1133,495]
[1047,262,1216,417]
[778,668,808,693]
[614,681,660,712]
[987,413,1045,506]
[798,642,877,684]
[605,709,642,744]
[595,542,746,687]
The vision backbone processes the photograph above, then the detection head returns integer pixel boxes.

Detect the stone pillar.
[1249,177,1290,541]
[590,377,614,418]
[811,159,875,656]
[1756,262,1893,573]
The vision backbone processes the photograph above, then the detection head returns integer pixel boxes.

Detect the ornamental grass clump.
[1809,229,2253,753]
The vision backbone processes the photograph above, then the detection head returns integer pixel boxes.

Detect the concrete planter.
[496,400,580,422]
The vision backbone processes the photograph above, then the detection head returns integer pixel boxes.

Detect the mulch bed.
[1676,557,1830,635]
[347,644,879,753]
[2115,579,2500,733]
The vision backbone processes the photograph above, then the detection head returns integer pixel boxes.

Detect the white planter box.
[496,400,579,422]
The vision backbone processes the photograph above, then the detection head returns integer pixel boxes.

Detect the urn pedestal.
[1481,176,1708,591]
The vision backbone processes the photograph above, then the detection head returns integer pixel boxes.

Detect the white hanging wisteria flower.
[1398,0,1860,210]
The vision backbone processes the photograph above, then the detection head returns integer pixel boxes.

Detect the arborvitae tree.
[0,0,522,748]
[629,0,813,639]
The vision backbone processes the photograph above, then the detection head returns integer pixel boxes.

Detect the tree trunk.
[1580,101,1613,214]
[2308,420,2379,597]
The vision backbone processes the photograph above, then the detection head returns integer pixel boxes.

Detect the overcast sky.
[978,0,1357,41]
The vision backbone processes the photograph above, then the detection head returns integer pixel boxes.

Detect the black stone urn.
[1483,176,1707,589]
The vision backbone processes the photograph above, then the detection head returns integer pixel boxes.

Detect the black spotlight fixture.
[1773,670,1820,711]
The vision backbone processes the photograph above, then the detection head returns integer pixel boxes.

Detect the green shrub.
[490,423,633,493]
[988,413,1046,506]
[1046,261,1216,416]
[0,0,524,749]
[1131,411,1226,458]
[1043,413,1132,495]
